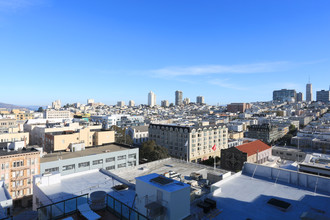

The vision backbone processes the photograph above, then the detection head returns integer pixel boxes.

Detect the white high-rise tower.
[148,91,156,107]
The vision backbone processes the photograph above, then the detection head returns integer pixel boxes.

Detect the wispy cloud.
[150,61,292,78]
[208,79,248,90]
[0,0,45,11]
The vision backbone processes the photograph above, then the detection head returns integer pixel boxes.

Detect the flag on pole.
[212,144,216,151]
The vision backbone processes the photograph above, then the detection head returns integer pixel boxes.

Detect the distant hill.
[0,102,41,111]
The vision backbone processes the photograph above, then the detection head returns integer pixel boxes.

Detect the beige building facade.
[0,150,40,206]
[149,124,228,163]
[0,132,29,145]
[44,127,115,152]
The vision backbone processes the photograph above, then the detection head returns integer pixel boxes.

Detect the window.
[32,159,35,165]
[27,159,31,166]
[105,165,115,170]
[27,179,31,185]
[117,155,126,160]
[12,182,15,188]
[12,172,16,178]
[44,167,60,175]
[27,169,31,175]
[31,169,35,174]
[118,163,126,168]
[5,163,8,169]
[12,191,15,198]
[20,170,23,176]
[128,154,136,159]
[106,157,115,163]
[5,173,8,180]
[62,164,75,171]
[27,188,30,195]
[93,159,103,165]
[1,175,3,180]
[1,164,4,170]
[78,162,90,168]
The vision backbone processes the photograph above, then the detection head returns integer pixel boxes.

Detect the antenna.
[308,76,310,84]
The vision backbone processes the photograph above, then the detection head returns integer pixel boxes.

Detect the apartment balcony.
[10,176,31,181]
[11,166,30,171]
[10,185,30,191]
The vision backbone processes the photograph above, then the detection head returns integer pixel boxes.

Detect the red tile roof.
[235,140,271,157]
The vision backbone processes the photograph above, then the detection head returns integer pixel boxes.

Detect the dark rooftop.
[0,146,40,157]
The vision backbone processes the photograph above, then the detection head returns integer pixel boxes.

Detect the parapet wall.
[243,162,330,193]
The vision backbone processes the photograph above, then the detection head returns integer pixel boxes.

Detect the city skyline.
[0,1,329,106]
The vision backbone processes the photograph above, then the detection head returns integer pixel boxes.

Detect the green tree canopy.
[139,140,169,162]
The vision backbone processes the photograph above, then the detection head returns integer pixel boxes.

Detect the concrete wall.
[243,163,330,193]
[135,177,190,220]
[40,148,139,176]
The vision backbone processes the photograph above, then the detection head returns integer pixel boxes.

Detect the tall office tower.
[175,90,183,106]
[196,96,205,104]
[148,91,156,107]
[316,90,330,103]
[306,83,313,102]
[52,100,61,109]
[273,89,297,102]
[296,92,303,102]
[129,100,135,107]
[161,100,169,107]
[183,98,190,105]
[87,99,94,105]
[117,101,125,107]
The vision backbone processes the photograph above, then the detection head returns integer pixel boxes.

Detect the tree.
[289,124,296,133]
[110,125,133,145]
[200,156,220,167]
[139,140,169,162]
[37,107,44,112]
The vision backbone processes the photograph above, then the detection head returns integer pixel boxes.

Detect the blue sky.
[0,0,329,106]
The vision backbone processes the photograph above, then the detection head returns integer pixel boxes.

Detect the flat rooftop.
[38,169,135,206]
[300,153,330,170]
[0,147,40,157]
[41,143,135,163]
[272,146,303,153]
[209,166,330,220]
[112,158,230,184]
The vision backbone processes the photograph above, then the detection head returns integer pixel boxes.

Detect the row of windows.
[0,122,14,126]
[11,168,36,177]
[0,137,26,143]
[46,154,137,172]
[12,188,32,198]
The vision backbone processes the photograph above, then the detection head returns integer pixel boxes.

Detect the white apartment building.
[44,110,71,119]
[126,126,148,145]
[91,115,145,128]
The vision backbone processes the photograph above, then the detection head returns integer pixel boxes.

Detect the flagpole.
[214,149,216,170]
[186,139,189,163]
[213,144,216,170]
